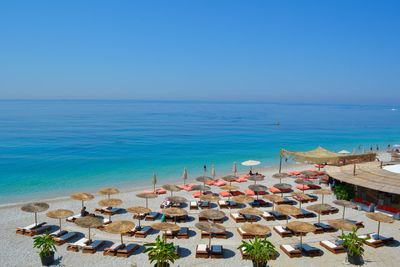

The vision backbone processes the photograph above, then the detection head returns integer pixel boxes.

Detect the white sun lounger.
[82,240,105,254]
[67,237,90,252]
[54,232,77,245]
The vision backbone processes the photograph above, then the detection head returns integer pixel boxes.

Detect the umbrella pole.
[318,213,321,223]
[377,221,381,237]
[342,207,346,219]
[146,198,148,208]
[138,218,141,228]
[59,218,62,232]
[300,235,303,247]
[34,212,38,226]
[120,234,124,245]
[208,234,212,250]
[81,200,84,209]
[322,195,325,204]
[88,227,91,242]
[279,155,282,173]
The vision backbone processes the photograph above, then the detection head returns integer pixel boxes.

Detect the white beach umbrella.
[338,150,351,155]
[152,173,157,192]
[211,165,216,179]
[233,162,237,176]
[183,167,188,185]
[241,160,261,170]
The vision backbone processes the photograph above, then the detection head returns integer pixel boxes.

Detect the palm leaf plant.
[33,232,56,266]
[144,235,179,267]
[238,237,276,267]
[339,227,367,265]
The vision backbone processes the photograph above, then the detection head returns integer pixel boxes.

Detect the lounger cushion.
[197,244,208,252]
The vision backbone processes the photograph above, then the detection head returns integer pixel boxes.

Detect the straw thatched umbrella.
[104,220,135,245]
[222,175,238,186]
[195,222,225,248]
[263,194,283,211]
[199,210,226,222]
[307,203,332,223]
[195,176,214,191]
[366,212,394,237]
[286,221,316,247]
[200,194,220,203]
[247,175,264,184]
[162,184,182,196]
[273,183,292,197]
[239,207,263,223]
[312,189,332,204]
[220,184,239,202]
[127,206,151,229]
[71,193,94,208]
[294,178,314,193]
[152,222,180,241]
[248,184,268,200]
[291,192,311,209]
[163,207,187,224]
[167,196,188,204]
[152,173,157,192]
[241,223,271,236]
[75,216,103,242]
[232,195,254,205]
[301,170,317,176]
[183,167,188,185]
[99,187,119,199]
[46,209,73,232]
[276,204,301,225]
[327,219,355,232]
[272,172,289,184]
[98,198,123,222]
[21,202,50,227]
[333,200,357,219]
[192,184,211,193]
[136,192,158,208]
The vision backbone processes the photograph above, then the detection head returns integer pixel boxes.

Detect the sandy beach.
[2,159,400,267]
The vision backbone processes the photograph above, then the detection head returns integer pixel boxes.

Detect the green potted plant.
[33,232,56,266]
[238,237,277,267]
[339,227,367,265]
[334,183,355,200]
[144,235,179,267]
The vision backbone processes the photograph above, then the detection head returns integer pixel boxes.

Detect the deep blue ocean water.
[1,100,399,204]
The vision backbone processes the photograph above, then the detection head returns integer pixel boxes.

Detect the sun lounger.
[99,207,122,216]
[135,226,152,238]
[24,224,52,236]
[116,243,139,258]
[270,211,288,220]
[299,244,322,257]
[103,243,123,256]
[280,244,302,258]
[273,226,293,237]
[201,230,227,239]
[362,233,394,248]
[50,229,68,238]
[82,240,105,254]
[218,200,229,209]
[177,227,189,239]
[122,226,140,237]
[250,199,268,207]
[210,245,223,259]
[196,244,209,258]
[314,222,336,232]
[54,232,77,245]
[67,238,90,252]
[237,227,265,239]
[262,211,275,221]
[144,211,159,221]
[243,214,257,222]
[320,240,346,254]
[240,247,250,259]
[66,214,81,222]
[230,213,246,223]
[300,208,315,218]
[190,201,199,210]
[199,201,210,209]
[16,222,47,235]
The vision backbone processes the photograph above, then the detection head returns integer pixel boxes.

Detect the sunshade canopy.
[162,184,182,192]
[241,160,261,166]
[136,192,158,199]
[127,206,151,215]
[295,178,314,185]
[307,203,332,214]
[99,187,119,196]
[263,194,284,203]
[287,221,316,233]
[272,173,289,179]
[333,200,357,209]
[98,198,123,207]
[163,207,187,217]
[151,222,180,232]
[366,212,394,223]
[276,204,301,216]
[239,207,263,216]
[46,209,73,219]
[248,184,268,192]
[104,220,135,234]
[199,210,226,221]
[313,189,332,195]
[232,195,254,204]
[191,184,211,191]
[327,219,356,231]
[21,202,49,213]
[167,196,188,203]
[222,175,238,182]
[220,185,239,191]
[247,175,264,182]
[75,216,103,228]
[71,193,94,201]
[195,222,225,233]
[241,223,271,235]
[273,183,292,190]
[195,176,214,183]
[199,194,220,202]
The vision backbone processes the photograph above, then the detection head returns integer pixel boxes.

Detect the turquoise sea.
[1,100,399,204]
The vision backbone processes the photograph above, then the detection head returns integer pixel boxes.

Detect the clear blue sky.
[1,0,399,104]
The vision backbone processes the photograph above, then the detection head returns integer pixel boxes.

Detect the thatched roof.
[327,162,400,195]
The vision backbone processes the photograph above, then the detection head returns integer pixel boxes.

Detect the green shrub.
[334,183,355,200]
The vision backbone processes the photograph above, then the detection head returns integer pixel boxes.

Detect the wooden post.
[380,161,383,169]
[353,164,356,176]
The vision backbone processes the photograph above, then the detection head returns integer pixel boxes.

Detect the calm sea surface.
[1,100,399,204]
